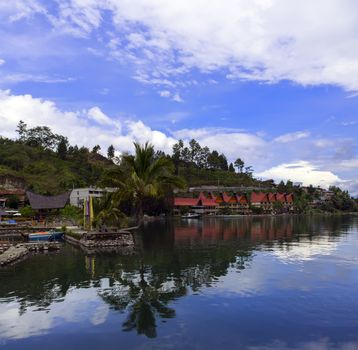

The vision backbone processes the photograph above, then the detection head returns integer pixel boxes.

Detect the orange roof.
[250,192,268,203]
[174,198,198,206]
[228,194,238,203]
[237,194,248,204]
[216,192,231,203]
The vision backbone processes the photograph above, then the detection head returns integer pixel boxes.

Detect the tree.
[189,139,201,164]
[218,153,228,171]
[114,142,186,219]
[229,163,235,172]
[92,145,101,153]
[244,166,253,178]
[57,137,68,160]
[234,158,245,173]
[197,146,210,168]
[19,205,35,217]
[16,120,28,142]
[172,139,184,161]
[207,150,221,169]
[277,180,286,193]
[107,144,115,160]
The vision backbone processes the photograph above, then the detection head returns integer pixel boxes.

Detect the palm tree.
[113,142,185,219]
[94,192,127,228]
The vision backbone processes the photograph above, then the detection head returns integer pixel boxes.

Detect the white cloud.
[0,58,5,66]
[0,286,108,340]
[159,90,171,98]
[274,131,310,143]
[11,0,358,92]
[87,106,120,128]
[173,127,267,163]
[0,73,75,85]
[0,89,176,154]
[256,161,342,189]
[0,0,45,22]
[158,90,183,102]
[0,89,356,194]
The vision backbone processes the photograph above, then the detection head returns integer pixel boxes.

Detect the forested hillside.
[0,122,116,194]
[0,122,262,194]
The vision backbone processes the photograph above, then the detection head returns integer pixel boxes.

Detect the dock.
[0,242,61,266]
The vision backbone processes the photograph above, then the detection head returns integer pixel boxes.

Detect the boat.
[28,230,64,242]
[181,212,201,219]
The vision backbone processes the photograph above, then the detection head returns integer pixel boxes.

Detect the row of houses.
[174,192,294,215]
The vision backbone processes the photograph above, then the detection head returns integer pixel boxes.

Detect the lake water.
[1,216,358,350]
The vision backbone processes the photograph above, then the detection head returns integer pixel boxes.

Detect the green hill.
[0,137,114,195]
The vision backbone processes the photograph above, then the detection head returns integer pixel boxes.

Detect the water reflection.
[0,215,357,348]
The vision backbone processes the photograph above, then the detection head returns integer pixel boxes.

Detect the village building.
[250,192,271,212]
[27,191,71,220]
[174,191,294,215]
[70,187,117,207]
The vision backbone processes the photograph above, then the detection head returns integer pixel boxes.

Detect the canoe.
[28,230,64,241]
[181,213,201,219]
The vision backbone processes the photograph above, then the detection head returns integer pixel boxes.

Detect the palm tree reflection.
[99,259,186,338]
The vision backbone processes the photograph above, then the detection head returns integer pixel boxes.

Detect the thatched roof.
[26,191,70,210]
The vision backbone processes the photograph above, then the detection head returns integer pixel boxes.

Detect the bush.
[19,205,35,217]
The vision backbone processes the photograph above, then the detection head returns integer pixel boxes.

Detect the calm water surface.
[1,216,358,350]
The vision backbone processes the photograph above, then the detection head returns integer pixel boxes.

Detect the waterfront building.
[70,187,117,207]
[174,191,294,215]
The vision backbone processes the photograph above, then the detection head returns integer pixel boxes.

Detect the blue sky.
[0,1,357,194]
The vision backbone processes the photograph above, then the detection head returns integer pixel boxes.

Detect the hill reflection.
[0,215,356,340]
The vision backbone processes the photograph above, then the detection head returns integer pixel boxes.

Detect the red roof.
[250,192,268,203]
[207,192,215,200]
[286,193,294,203]
[276,193,286,203]
[268,193,276,202]
[174,198,198,206]
[0,189,26,196]
[198,192,207,201]
[198,198,218,207]
[222,192,231,203]
[237,194,248,204]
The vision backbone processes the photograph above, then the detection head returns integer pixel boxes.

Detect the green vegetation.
[0,121,115,194]
[0,121,356,223]
[59,205,82,222]
[172,138,257,187]
[19,205,35,217]
[99,142,185,220]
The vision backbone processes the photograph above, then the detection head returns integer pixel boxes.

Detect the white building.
[70,187,117,207]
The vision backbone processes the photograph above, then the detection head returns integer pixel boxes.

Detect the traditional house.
[27,191,71,219]
[250,192,271,212]
[225,193,250,214]
[173,197,198,215]
[173,193,218,215]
